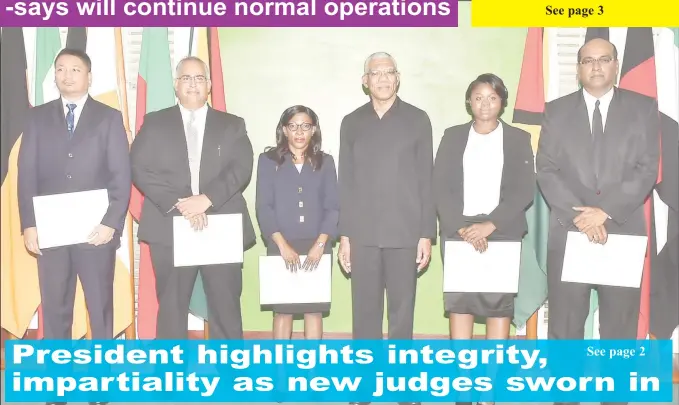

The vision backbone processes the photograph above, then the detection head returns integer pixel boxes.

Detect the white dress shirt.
[583,87,614,131]
[462,122,505,216]
[61,93,89,130]
[179,102,208,195]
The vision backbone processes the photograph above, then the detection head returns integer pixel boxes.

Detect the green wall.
[217,4,528,335]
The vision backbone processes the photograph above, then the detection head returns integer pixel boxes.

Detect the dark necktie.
[592,100,604,178]
[66,103,77,139]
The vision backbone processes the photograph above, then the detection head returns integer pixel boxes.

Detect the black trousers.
[350,244,418,339]
[38,243,116,339]
[149,244,243,339]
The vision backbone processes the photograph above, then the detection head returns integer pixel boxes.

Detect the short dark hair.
[464,73,509,116]
[265,105,324,171]
[577,39,618,62]
[54,48,92,72]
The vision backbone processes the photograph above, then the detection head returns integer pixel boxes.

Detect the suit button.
[596,190,601,195]
[66,174,72,179]
[68,153,73,158]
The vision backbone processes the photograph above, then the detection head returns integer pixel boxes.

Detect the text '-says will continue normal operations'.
[12,0,453,21]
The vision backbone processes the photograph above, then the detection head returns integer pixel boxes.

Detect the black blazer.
[17,96,131,240]
[433,120,536,240]
[130,105,256,249]
[536,87,659,237]
[255,152,339,244]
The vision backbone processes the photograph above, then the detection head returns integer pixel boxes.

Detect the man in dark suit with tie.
[338,52,435,405]
[18,48,130,339]
[18,48,130,405]
[130,56,255,340]
[536,36,659,391]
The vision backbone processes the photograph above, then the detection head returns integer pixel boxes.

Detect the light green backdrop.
[217,4,528,335]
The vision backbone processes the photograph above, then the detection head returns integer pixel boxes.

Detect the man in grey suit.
[537,36,659,356]
[338,52,435,405]
[18,48,130,405]
[130,56,255,340]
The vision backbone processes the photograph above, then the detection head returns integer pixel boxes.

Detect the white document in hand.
[561,231,648,288]
[258,254,332,305]
[173,213,243,267]
[443,240,522,294]
[33,189,109,249]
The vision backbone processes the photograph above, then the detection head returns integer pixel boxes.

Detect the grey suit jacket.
[434,120,536,241]
[536,87,660,240]
[130,105,256,249]
[17,96,131,241]
[338,97,436,248]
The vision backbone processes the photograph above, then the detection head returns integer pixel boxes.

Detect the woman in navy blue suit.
[256,105,339,339]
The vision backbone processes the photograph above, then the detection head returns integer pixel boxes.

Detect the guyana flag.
[132,28,177,339]
[510,27,550,330]
[649,28,679,340]
[0,28,38,339]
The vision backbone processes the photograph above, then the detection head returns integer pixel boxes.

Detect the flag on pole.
[80,27,135,339]
[33,28,61,107]
[191,27,227,322]
[0,28,39,339]
[510,28,550,329]
[615,28,661,339]
[650,27,679,339]
[132,28,176,339]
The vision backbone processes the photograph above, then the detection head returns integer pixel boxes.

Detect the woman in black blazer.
[434,74,535,404]
[255,105,339,340]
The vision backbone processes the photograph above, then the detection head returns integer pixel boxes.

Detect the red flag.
[617,28,662,338]
[513,28,545,125]
[207,28,226,112]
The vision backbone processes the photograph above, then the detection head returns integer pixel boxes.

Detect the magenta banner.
[0,0,458,26]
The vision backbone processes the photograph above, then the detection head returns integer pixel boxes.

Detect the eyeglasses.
[579,56,615,65]
[286,122,313,132]
[367,69,398,80]
[178,75,207,83]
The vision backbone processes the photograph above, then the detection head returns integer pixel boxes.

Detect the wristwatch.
[317,242,325,248]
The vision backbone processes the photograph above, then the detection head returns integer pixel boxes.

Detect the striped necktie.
[66,103,77,139]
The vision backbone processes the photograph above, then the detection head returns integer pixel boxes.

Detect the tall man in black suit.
[338,51,435,403]
[18,48,130,405]
[130,56,255,340]
[537,38,659,350]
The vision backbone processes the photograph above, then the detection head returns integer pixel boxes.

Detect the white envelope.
[561,231,648,288]
[443,240,522,294]
[33,189,109,249]
[258,254,332,305]
[172,213,243,267]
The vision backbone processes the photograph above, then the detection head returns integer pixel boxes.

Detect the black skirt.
[442,215,517,319]
[265,238,332,315]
